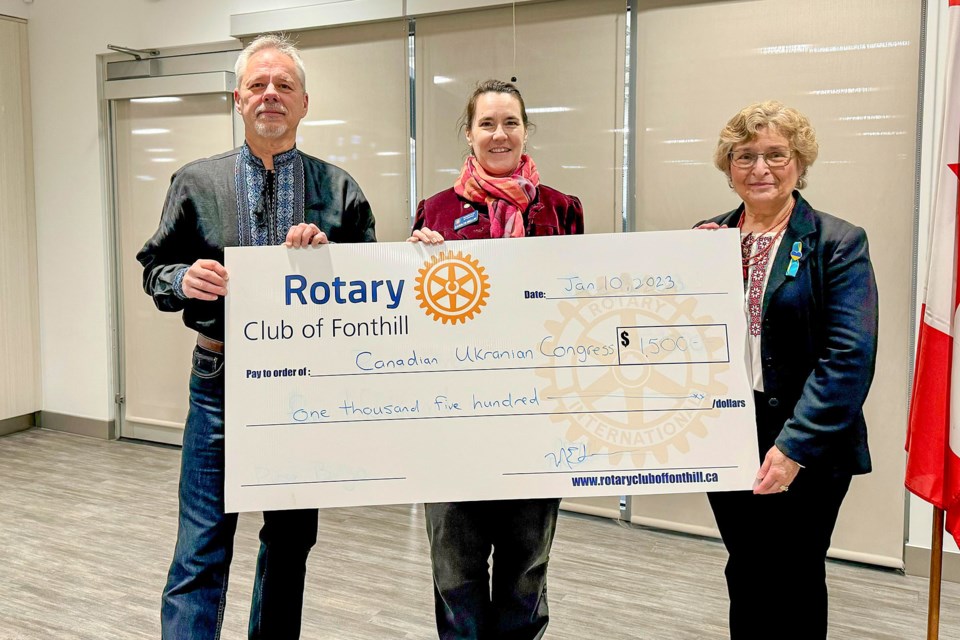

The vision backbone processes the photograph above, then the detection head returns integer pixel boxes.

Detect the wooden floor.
[1,428,958,639]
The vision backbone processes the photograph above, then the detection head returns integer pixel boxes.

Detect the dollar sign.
[620,330,630,347]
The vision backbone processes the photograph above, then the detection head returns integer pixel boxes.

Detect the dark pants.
[161,345,319,639]
[424,498,561,640]
[708,473,850,639]
[708,388,852,640]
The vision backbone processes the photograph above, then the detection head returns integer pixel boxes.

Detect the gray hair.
[713,100,818,189]
[234,34,307,90]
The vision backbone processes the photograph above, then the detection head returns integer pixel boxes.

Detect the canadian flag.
[905,0,960,546]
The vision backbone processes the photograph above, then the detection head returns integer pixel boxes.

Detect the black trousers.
[708,470,851,639]
[424,498,561,640]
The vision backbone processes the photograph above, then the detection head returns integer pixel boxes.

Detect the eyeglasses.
[730,149,792,169]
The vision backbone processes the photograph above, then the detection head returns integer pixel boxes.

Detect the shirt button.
[768,397,780,408]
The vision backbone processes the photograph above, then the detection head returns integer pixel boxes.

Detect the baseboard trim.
[905,544,960,583]
[629,514,721,539]
[0,412,37,437]
[560,500,621,520]
[38,411,116,440]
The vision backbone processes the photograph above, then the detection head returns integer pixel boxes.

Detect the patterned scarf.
[453,154,540,238]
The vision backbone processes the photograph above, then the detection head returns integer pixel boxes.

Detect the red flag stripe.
[906,0,960,548]
[906,313,953,502]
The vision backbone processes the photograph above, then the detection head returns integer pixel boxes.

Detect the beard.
[253,103,290,139]
[254,120,288,138]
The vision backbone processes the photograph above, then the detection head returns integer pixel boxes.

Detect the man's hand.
[285,223,329,247]
[183,259,229,300]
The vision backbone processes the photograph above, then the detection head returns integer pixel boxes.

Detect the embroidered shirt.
[742,231,785,392]
[236,143,306,247]
[169,144,307,299]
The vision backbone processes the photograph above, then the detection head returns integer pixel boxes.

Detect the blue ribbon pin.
[786,241,802,277]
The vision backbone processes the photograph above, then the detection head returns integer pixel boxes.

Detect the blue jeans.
[424,499,560,640]
[161,345,319,640]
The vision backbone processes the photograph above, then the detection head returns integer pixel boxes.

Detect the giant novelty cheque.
[223,231,759,512]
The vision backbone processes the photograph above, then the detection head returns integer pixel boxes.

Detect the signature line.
[241,476,405,487]
[547,292,728,300]
[546,393,705,400]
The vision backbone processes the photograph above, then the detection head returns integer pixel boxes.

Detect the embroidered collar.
[236,143,306,246]
[240,143,299,170]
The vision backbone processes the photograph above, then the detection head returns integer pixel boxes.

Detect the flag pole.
[927,507,944,640]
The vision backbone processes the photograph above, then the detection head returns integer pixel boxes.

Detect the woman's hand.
[753,445,801,495]
[407,227,445,244]
[694,222,728,230]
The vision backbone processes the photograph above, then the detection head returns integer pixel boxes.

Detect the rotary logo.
[538,288,729,465]
[414,250,491,324]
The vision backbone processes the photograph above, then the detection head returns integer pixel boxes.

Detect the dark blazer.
[702,192,878,475]
[413,185,583,238]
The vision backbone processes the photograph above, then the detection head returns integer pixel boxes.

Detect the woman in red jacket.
[409,79,583,640]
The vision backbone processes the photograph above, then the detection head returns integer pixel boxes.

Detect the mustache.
[256,105,288,115]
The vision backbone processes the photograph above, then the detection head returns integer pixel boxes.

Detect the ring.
[779,485,789,492]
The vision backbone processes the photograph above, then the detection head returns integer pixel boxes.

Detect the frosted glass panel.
[116,94,235,444]
[293,21,410,241]
[630,0,921,567]
[416,0,626,235]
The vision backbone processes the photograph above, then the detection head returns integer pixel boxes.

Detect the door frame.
[99,42,241,445]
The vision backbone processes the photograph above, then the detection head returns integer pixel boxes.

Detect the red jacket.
[413,185,584,239]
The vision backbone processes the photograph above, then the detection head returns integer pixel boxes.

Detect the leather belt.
[197,334,224,354]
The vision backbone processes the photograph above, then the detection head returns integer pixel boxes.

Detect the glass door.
[113,92,235,444]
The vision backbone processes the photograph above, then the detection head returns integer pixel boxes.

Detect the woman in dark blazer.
[697,101,878,640]
[408,79,582,640]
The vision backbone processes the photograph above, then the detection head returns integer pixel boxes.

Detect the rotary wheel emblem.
[415,250,490,324]
[537,289,729,466]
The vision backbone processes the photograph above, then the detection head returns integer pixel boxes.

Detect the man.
[137,34,376,639]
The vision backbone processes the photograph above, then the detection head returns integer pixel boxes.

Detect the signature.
[544,442,637,470]
[544,442,594,470]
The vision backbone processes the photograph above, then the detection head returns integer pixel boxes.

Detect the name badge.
[453,209,480,231]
